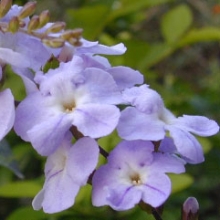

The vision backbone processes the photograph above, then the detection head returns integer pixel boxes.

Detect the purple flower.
[79,54,144,91]
[0,5,51,72]
[0,32,50,71]
[57,39,126,63]
[0,89,15,140]
[117,85,219,163]
[32,135,99,213]
[14,56,122,156]
[92,140,185,210]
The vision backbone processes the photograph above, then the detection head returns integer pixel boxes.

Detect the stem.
[99,146,109,158]
[70,125,109,158]
[151,208,163,220]
[70,125,84,140]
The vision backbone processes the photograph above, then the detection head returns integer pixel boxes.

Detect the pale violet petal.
[14,92,53,141]
[122,85,164,114]
[107,140,154,168]
[0,89,15,140]
[27,114,72,156]
[42,170,80,213]
[117,107,165,141]
[66,137,99,185]
[142,173,171,207]
[82,67,123,104]
[107,185,142,210]
[168,126,204,164]
[175,115,219,137]
[73,104,120,138]
[107,67,144,90]
[32,189,45,211]
[151,152,185,174]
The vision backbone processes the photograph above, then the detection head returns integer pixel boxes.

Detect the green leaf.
[177,27,220,47]
[169,173,194,194]
[139,42,174,69]
[0,139,23,178]
[161,4,193,43]
[66,5,110,40]
[42,55,60,73]
[108,0,174,21]
[0,181,41,197]
[6,207,47,220]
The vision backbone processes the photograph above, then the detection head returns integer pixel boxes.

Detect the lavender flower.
[117,85,219,163]
[0,89,15,141]
[33,135,99,213]
[57,39,126,63]
[14,55,122,156]
[0,5,51,71]
[79,54,144,91]
[92,140,185,210]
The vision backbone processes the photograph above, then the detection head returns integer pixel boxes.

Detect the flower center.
[130,173,142,185]
[63,101,76,113]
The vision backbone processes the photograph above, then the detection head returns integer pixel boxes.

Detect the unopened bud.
[38,10,50,28]
[68,37,82,46]
[18,1,37,19]
[27,15,39,32]
[46,22,66,34]
[61,28,83,40]
[182,197,199,220]
[8,16,19,33]
[18,19,26,28]
[42,38,65,48]
[0,0,12,18]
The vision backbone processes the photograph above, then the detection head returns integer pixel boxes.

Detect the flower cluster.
[0,1,219,214]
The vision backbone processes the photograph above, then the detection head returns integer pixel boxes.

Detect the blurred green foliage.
[1,0,220,219]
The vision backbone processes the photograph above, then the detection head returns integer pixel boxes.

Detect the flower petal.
[14,92,53,141]
[107,140,154,168]
[122,85,164,114]
[74,104,120,138]
[151,152,185,174]
[66,137,99,185]
[107,185,142,210]
[0,89,15,140]
[117,107,165,141]
[27,114,72,156]
[168,126,204,164]
[82,67,122,105]
[107,67,144,90]
[42,169,80,213]
[77,39,126,55]
[142,173,171,207]
[175,115,219,137]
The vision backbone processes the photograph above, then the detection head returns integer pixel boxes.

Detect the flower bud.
[68,37,82,47]
[42,38,65,48]
[38,10,50,28]
[18,1,37,19]
[0,0,12,18]
[45,22,66,34]
[61,28,83,41]
[182,197,199,220]
[27,15,39,32]
[8,16,19,33]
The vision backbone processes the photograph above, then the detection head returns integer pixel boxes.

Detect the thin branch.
[151,208,163,220]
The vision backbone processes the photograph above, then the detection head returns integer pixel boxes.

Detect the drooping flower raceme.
[14,55,123,156]
[0,89,15,141]
[33,135,99,213]
[92,140,185,210]
[117,85,219,164]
